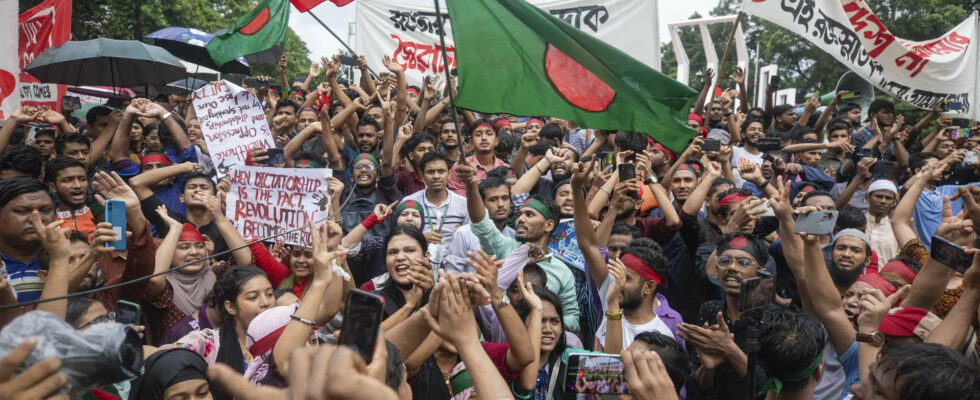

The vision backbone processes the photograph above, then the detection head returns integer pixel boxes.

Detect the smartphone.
[116,300,142,325]
[752,199,775,217]
[61,96,80,113]
[870,160,895,178]
[263,148,285,165]
[244,77,260,88]
[769,75,781,87]
[793,210,839,235]
[105,199,127,251]
[339,289,385,363]
[702,138,721,152]
[618,164,639,199]
[931,236,973,274]
[947,101,964,111]
[338,55,357,66]
[853,147,873,160]
[756,137,781,152]
[738,272,774,312]
[598,151,616,171]
[564,353,629,395]
[966,151,978,164]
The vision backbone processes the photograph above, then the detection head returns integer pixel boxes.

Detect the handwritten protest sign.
[192,80,274,178]
[225,166,331,247]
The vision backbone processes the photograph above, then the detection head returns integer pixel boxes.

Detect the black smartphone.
[702,138,721,152]
[793,210,839,235]
[564,353,629,395]
[769,75,781,88]
[339,289,385,363]
[853,148,873,160]
[263,148,285,164]
[931,236,973,274]
[870,160,895,178]
[339,55,357,66]
[756,137,781,152]
[738,273,774,312]
[116,300,142,325]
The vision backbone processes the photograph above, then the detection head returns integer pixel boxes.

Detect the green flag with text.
[447,0,697,152]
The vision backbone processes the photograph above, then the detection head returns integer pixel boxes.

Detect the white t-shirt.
[730,146,765,187]
[595,275,674,349]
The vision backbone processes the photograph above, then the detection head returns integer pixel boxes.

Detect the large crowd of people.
[0,49,979,400]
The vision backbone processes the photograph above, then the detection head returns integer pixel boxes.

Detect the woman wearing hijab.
[145,207,231,345]
[343,200,428,288]
[129,348,211,400]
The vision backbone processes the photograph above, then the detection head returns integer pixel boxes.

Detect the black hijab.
[129,349,209,400]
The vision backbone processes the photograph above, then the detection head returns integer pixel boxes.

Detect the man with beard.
[447,119,508,196]
[445,175,515,274]
[593,237,684,352]
[394,132,436,196]
[463,167,580,331]
[511,146,576,202]
[44,156,96,236]
[438,120,461,162]
[849,99,895,149]
[837,103,863,129]
[340,153,398,238]
[825,229,872,294]
[768,104,799,139]
[731,117,767,187]
[648,142,677,181]
[271,99,300,140]
[902,152,980,249]
[349,116,383,159]
[705,100,727,132]
[0,177,57,302]
[863,180,899,263]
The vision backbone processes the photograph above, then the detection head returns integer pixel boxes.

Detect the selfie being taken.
[2,0,980,399]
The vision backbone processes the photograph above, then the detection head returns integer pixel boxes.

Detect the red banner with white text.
[19,0,71,111]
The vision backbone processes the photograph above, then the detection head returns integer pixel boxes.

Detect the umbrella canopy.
[244,43,284,65]
[25,38,187,88]
[163,77,208,94]
[66,85,136,99]
[144,27,250,75]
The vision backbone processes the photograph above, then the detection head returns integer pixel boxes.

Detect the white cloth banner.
[743,0,980,120]
[192,80,275,178]
[0,0,20,119]
[355,0,659,86]
[225,166,331,247]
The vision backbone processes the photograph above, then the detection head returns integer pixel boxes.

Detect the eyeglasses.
[353,163,377,172]
[716,256,756,270]
[79,311,116,329]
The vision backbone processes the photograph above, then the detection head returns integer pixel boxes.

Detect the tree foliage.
[661,0,974,107]
[19,0,312,81]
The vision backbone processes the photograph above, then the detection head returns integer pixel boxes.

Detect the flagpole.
[307,10,380,79]
[707,11,742,106]
[432,0,466,166]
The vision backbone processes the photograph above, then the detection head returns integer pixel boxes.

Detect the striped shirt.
[1,255,43,303]
[402,189,470,252]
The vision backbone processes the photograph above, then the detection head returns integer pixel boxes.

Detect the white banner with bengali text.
[355,0,660,86]
[192,80,275,179]
[225,166,331,247]
[743,0,980,120]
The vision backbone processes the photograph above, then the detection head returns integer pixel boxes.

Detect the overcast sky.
[288,0,724,63]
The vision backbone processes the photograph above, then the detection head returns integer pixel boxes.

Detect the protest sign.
[0,0,20,119]
[192,80,275,178]
[549,219,585,272]
[225,166,331,247]
[19,0,71,111]
[355,0,659,85]
[743,0,980,120]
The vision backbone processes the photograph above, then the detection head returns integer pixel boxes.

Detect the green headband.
[295,157,324,168]
[522,198,552,221]
[395,200,425,217]
[759,351,824,395]
[351,153,380,169]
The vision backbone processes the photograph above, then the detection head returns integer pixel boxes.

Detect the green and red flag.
[447,0,697,152]
[207,0,290,66]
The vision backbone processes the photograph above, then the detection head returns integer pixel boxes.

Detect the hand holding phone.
[739,273,774,312]
[931,236,973,274]
[115,300,142,325]
[618,164,639,199]
[105,199,127,251]
[702,138,721,152]
[339,289,384,363]
[793,210,839,235]
[564,354,629,395]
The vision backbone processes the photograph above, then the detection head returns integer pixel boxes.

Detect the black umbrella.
[144,27,251,75]
[245,44,284,65]
[161,77,208,94]
[25,38,187,89]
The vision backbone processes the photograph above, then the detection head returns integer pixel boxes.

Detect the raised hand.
[466,249,503,302]
[622,348,680,400]
[10,106,40,123]
[309,62,320,77]
[421,271,480,347]
[381,55,403,73]
[856,286,910,332]
[935,196,975,247]
[516,271,542,311]
[770,177,793,220]
[92,171,141,212]
[570,157,596,188]
[36,107,67,126]
[155,205,182,229]
[277,55,287,73]
[373,203,394,221]
[703,68,715,89]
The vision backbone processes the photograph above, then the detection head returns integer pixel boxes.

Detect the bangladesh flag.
[207,0,290,66]
[447,0,697,152]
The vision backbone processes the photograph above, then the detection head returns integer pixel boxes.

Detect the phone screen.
[793,210,839,235]
[756,138,781,152]
[702,138,721,152]
[564,354,629,395]
[264,148,285,164]
[599,151,616,171]
[930,236,973,274]
[116,300,141,325]
[870,161,895,178]
[339,289,384,363]
[738,274,774,312]
[105,199,127,250]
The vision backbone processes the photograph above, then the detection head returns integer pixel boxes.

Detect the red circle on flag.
[240,7,271,36]
[544,44,615,112]
[729,236,748,249]
[405,200,416,207]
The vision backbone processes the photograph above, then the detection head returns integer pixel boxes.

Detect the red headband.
[406,87,420,96]
[855,274,897,297]
[878,307,929,337]
[141,153,173,167]
[249,325,287,357]
[688,113,703,126]
[881,260,917,284]
[473,122,496,134]
[620,253,664,286]
[494,119,511,129]
[719,193,748,206]
[652,143,676,162]
[526,118,544,127]
[179,223,206,243]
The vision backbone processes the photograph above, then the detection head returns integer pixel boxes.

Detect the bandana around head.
[521,198,552,221]
[141,153,173,167]
[395,200,425,218]
[179,223,206,243]
[621,253,664,286]
[676,162,702,178]
[351,153,380,169]
[717,233,767,266]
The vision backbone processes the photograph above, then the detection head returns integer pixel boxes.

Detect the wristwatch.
[493,296,510,311]
[855,331,885,347]
[161,112,173,121]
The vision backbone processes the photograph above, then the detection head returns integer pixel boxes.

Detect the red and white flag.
[289,0,352,13]
[19,0,72,111]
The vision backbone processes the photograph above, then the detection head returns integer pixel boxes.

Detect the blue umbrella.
[144,27,250,75]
